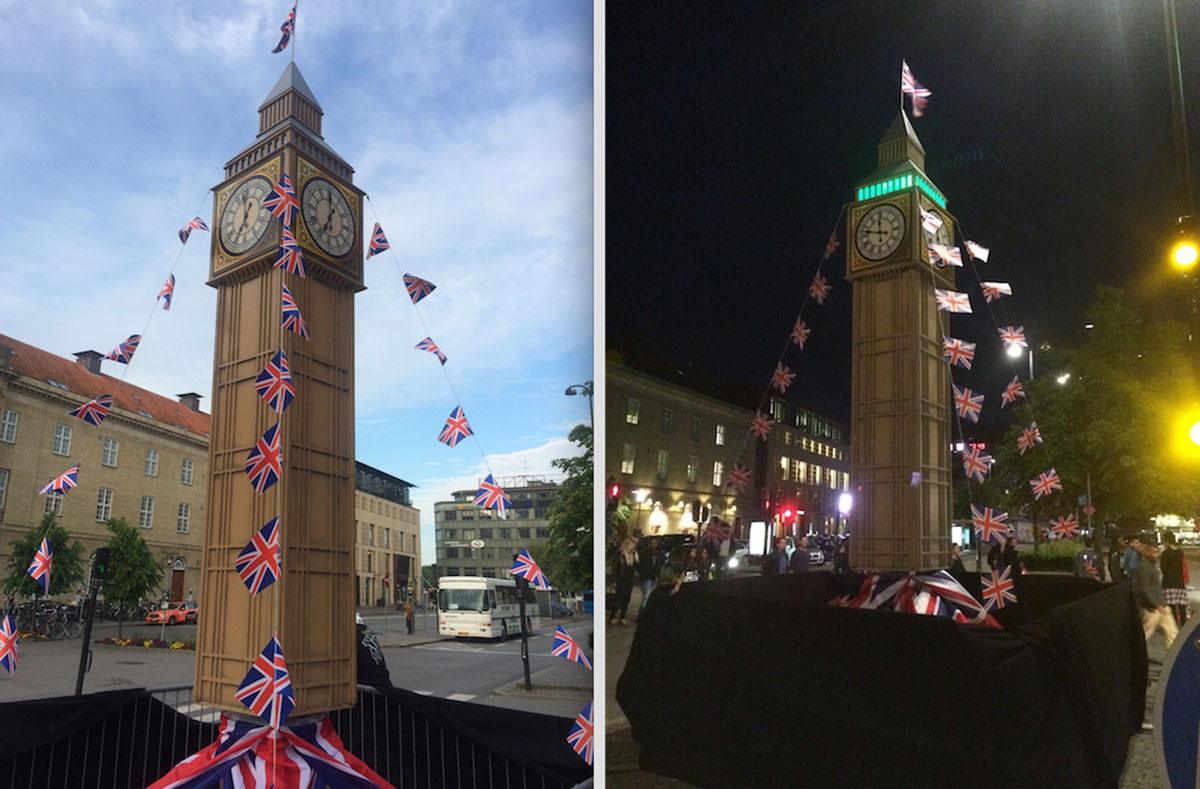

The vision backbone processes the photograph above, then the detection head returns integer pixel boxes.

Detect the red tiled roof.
[0,333,211,438]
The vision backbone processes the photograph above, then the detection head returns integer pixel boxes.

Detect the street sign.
[1083,504,1096,518]
[470,539,485,549]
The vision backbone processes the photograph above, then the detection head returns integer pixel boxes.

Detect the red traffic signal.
[609,483,620,499]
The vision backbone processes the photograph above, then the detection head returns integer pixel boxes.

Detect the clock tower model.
[195,63,364,715]
[844,112,955,571]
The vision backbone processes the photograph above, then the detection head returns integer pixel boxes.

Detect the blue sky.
[0,1,594,559]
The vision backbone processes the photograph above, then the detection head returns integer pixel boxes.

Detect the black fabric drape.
[617,572,1146,788]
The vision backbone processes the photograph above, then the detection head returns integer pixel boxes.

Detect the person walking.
[834,541,851,573]
[987,538,1002,571]
[636,536,662,610]
[1123,536,1143,577]
[610,536,638,626]
[403,598,414,634]
[1161,533,1190,629]
[1109,536,1127,582]
[948,544,965,573]
[763,538,789,576]
[789,535,811,573]
[1132,543,1178,649]
[1000,536,1019,575]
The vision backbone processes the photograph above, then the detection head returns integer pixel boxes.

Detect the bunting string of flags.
[550,625,592,670]
[0,615,17,674]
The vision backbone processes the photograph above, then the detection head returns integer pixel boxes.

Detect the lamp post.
[564,381,594,430]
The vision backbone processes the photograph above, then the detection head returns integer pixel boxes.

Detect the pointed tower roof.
[876,110,925,170]
[259,62,323,112]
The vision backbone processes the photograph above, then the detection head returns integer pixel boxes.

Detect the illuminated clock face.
[219,176,273,255]
[855,204,906,261]
[301,177,355,258]
[926,208,952,248]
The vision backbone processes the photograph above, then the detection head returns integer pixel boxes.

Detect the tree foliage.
[540,424,594,591]
[2,515,86,597]
[101,518,162,637]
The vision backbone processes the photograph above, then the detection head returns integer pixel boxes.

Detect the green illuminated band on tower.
[855,172,946,208]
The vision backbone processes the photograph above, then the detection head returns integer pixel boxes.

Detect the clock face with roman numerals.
[219,175,273,255]
[301,177,355,258]
[855,203,906,261]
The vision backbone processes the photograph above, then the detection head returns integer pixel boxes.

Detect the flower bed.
[95,637,195,650]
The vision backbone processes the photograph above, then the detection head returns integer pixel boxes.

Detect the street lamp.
[1006,343,1033,379]
[1170,216,1200,270]
[1190,420,1200,447]
[1055,372,1071,386]
[633,488,650,536]
[564,381,594,430]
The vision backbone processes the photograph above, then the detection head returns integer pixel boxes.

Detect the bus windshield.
[439,589,489,611]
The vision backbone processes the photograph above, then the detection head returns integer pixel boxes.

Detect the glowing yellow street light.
[1191,420,1200,447]
[1169,215,1199,270]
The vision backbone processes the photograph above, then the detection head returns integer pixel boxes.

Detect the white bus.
[436,576,529,639]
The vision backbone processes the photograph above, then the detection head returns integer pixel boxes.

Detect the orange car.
[145,602,196,625]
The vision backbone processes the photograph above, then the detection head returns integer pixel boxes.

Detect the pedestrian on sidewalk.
[610,536,637,626]
[636,536,661,611]
[404,598,415,634]
[788,535,811,573]
[1123,535,1143,577]
[999,534,1018,574]
[1160,532,1190,629]
[987,538,1002,571]
[834,540,851,573]
[1132,543,1178,649]
[763,538,789,575]
[948,544,965,574]
[1109,536,1127,582]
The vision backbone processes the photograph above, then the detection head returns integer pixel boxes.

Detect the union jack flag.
[236,516,282,596]
[263,173,299,227]
[981,281,1012,302]
[403,273,437,304]
[823,230,840,258]
[965,240,990,262]
[982,566,1018,611]
[702,517,733,547]
[920,207,943,234]
[1001,375,1025,407]
[0,614,17,673]
[281,284,309,340]
[750,412,774,441]
[1048,513,1080,540]
[245,423,284,494]
[809,273,832,305]
[901,59,931,117]
[415,337,447,365]
[832,570,998,627]
[953,384,984,423]
[158,274,175,310]
[771,363,796,393]
[69,394,113,426]
[928,243,962,268]
[961,445,992,483]
[511,548,549,590]
[437,405,473,448]
[726,462,751,491]
[935,289,971,313]
[236,635,294,728]
[177,216,209,245]
[942,337,975,369]
[27,538,52,594]
[473,474,511,515]
[971,504,1009,544]
[998,326,1027,348]
[274,227,307,277]
[566,702,593,766]
[271,2,296,54]
[255,350,295,414]
[39,465,79,495]
[1018,422,1042,454]
[105,334,142,364]
[790,319,811,349]
[367,222,390,258]
[551,625,592,670]
[1029,468,1063,500]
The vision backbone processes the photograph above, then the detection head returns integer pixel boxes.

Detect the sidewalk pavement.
[493,659,593,701]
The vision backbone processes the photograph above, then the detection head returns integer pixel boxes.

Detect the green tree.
[3,515,85,598]
[540,424,594,591]
[100,518,162,638]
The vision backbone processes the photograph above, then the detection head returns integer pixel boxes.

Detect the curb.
[377,635,451,648]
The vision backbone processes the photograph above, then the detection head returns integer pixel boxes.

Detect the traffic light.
[92,548,111,582]
[609,483,620,500]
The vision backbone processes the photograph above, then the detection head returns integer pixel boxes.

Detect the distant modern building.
[606,360,850,544]
[354,462,421,607]
[432,476,558,581]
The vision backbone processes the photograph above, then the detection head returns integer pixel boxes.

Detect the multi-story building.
[354,462,420,607]
[606,359,851,543]
[0,333,421,603]
[432,476,558,581]
[0,334,210,600]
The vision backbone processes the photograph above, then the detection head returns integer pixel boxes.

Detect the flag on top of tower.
[26,538,52,594]
[280,284,309,340]
[39,465,79,495]
[437,405,473,448]
[934,289,972,313]
[809,273,832,305]
[236,516,282,596]
[952,385,984,423]
[981,282,1013,302]
[271,1,297,54]
[771,364,796,393]
[367,223,390,258]
[473,474,511,515]
[158,274,176,310]
[69,394,113,426]
[901,60,931,117]
[403,274,437,304]
[965,240,990,262]
[264,173,300,227]
[255,350,296,414]
[942,337,976,369]
[0,614,17,674]
[790,319,811,349]
[178,216,209,245]
[415,337,448,365]
[105,334,142,364]
[1001,375,1026,407]
[928,243,962,268]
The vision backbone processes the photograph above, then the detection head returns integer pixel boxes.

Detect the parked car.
[183,601,199,623]
[725,540,751,573]
[145,602,192,625]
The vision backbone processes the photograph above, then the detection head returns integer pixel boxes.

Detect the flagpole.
[292,0,297,65]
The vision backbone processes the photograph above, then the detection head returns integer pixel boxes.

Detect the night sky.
[607,1,1200,426]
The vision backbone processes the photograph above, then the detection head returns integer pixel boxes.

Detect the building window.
[181,458,194,485]
[686,456,698,484]
[769,397,785,421]
[625,398,640,425]
[536,528,550,539]
[385,528,391,549]
[144,448,159,477]
[95,488,113,522]
[715,424,726,446]
[499,528,512,539]
[446,547,459,559]
[779,456,789,480]
[689,416,700,440]
[101,437,119,467]
[52,423,72,456]
[0,410,17,443]
[518,528,531,539]
[0,468,8,509]
[368,524,375,544]
[656,449,669,481]
[808,464,821,486]
[841,472,850,492]
[44,490,64,517]
[139,496,155,528]
[621,443,636,475]
[827,468,838,490]
[481,568,496,578]
[445,529,457,540]
[659,409,673,433]
[177,503,190,533]
[792,460,806,483]
[712,461,724,487]
[480,528,493,539]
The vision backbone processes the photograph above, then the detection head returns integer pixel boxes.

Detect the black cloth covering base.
[616,572,1146,789]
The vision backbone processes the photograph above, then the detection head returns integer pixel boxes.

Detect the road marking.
[446,693,476,702]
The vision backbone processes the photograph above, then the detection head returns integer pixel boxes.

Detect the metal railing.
[0,685,583,788]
